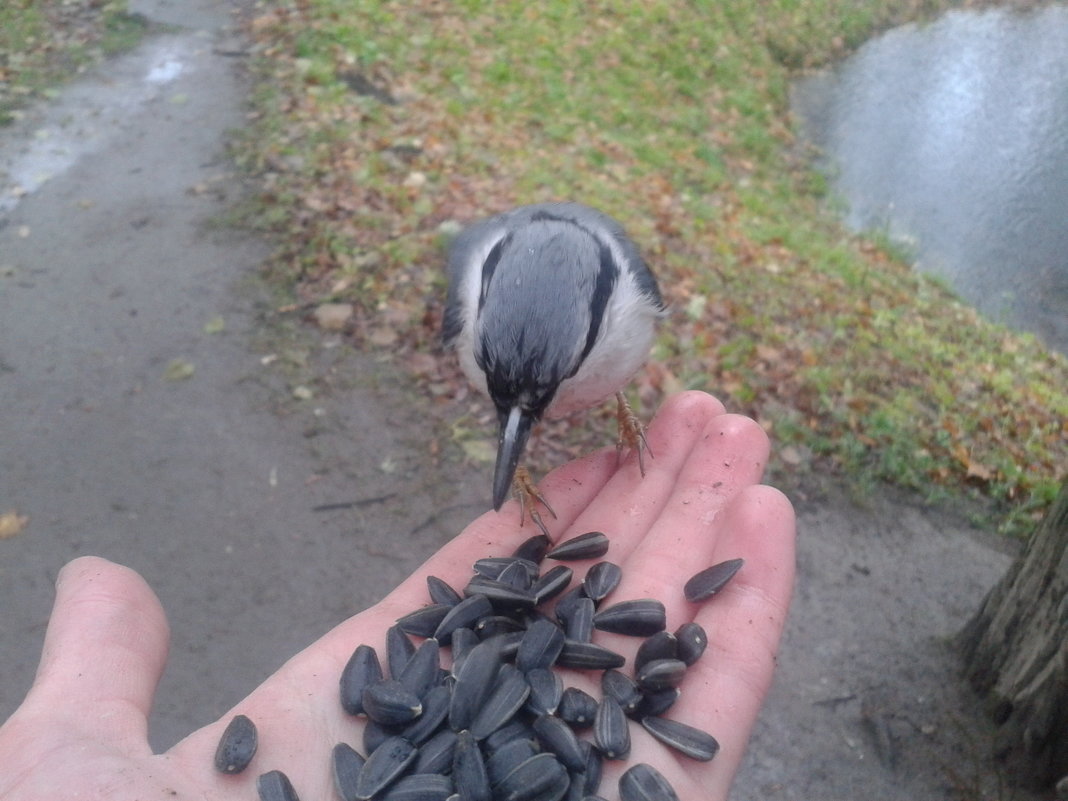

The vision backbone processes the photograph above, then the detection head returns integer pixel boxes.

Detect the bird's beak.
[492,406,534,511]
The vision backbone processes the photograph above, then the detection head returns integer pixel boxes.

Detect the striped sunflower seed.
[386,624,416,679]
[463,576,537,610]
[582,561,622,602]
[634,631,678,671]
[396,604,451,638]
[398,638,441,700]
[618,763,680,801]
[332,742,366,801]
[546,531,609,561]
[452,730,491,801]
[512,533,551,563]
[563,597,595,643]
[555,640,625,670]
[592,599,666,637]
[532,713,586,772]
[361,679,423,726]
[633,687,680,718]
[340,644,383,716]
[493,752,570,801]
[400,683,450,745]
[448,636,504,732]
[594,695,631,760]
[673,622,708,666]
[354,735,417,800]
[213,713,258,775]
[634,658,687,693]
[256,770,300,801]
[524,667,562,716]
[470,664,531,740]
[410,729,458,775]
[376,772,452,801]
[426,575,462,607]
[601,669,643,715]
[485,737,539,786]
[640,716,720,761]
[557,686,598,729]
[531,564,573,606]
[434,594,495,643]
[515,616,566,672]
[683,557,744,602]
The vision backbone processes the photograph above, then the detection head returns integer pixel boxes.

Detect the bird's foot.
[615,391,653,476]
[513,465,557,539]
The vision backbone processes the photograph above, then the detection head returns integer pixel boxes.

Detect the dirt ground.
[0,1,1046,799]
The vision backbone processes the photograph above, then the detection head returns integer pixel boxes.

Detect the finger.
[22,556,169,752]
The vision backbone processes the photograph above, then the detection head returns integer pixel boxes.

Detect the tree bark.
[959,480,1068,788]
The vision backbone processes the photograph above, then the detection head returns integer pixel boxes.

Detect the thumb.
[12,556,170,751]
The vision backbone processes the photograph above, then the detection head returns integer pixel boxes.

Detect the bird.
[442,202,666,520]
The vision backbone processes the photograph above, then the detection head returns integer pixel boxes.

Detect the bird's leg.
[615,391,653,476]
[513,465,557,539]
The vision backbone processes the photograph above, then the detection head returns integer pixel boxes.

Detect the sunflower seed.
[594,696,631,760]
[449,637,504,731]
[582,561,622,602]
[546,531,609,561]
[486,737,540,786]
[362,679,423,726]
[563,597,595,643]
[683,557,744,602]
[673,622,708,666]
[256,770,300,801]
[213,713,258,774]
[341,645,384,716]
[601,670,642,715]
[532,714,586,772]
[640,716,720,761]
[634,659,687,693]
[512,533,551,563]
[483,718,536,751]
[452,730,491,801]
[553,585,587,626]
[399,639,441,700]
[633,687,679,718]
[618,763,679,801]
[363,719,397,755]
[592,599,666,637]
[525,667,563,716]
[449,626,479,672]
[531,565,573,605]
[474,614,525,638]
[497,559,535,590]
[332,742,366,801]
[555,640,625,670]
[377,773,453,801]
[579,739,604,795]
[633,632,678,671]
[470,664,531,740]
[435,594,495,643]
[493,752,570,801]
[464,576,538,610]
[387,625,417,679]
[355,735,417,799]
[396,604,452,638]
[411,729,458,774]
[557,687,599,729]
[473,557,540,582]
[516,616,566,672]
[426,575,463,607]
[400,684,450,745]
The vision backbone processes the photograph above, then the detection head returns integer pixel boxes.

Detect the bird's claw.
[513,465,557,538]
[615,391,653,476]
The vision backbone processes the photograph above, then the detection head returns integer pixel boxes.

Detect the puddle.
[792,6,1068,353]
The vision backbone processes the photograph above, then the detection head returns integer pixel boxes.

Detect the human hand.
[0,391,795,801]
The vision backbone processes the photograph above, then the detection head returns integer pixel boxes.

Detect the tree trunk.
[959,480,1068,788]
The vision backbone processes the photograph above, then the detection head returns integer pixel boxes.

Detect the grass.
[233,0,1066,537]
[0,0,147,125]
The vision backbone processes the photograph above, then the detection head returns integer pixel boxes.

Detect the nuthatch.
[442,202,665,515]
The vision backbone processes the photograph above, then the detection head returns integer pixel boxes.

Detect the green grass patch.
[236,0,1067,537]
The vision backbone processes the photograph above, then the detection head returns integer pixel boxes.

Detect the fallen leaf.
[0,511,29,539]
[462,438,496,464]
[163,359,195,381]
[203,315,225,334]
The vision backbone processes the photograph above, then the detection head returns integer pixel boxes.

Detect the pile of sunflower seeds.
[214,530,745,801]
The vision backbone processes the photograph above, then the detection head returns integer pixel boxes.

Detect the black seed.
[474,615,526,638]
[449,627,479,672]
[532,714,586,772]
[363,719,398,755]
[400,684,450,745]
[513,533,551,563]
[601,669,642,715]
[546,531,609,561]
[582,561,622,602]
[213,713,258,774]
[473,557,540,582]
[486,737,540,786]
[634,659,687,693]
[470,664,531,740]
[593,599,666,637]
[435,594,495,643]
[493,752,570,801]
[376,773,453,801]
[594,696,631,760]
[398,639,441,700]
[449,637,504,731]
[453,730,491,801]
[634,632,678,671]
[355,735,417,799]
[553,585,587,625]
[618,763,680,801]
[516,617,566,672]
[640,716,720,761]
[556,640,625,670]
[497,559,535,590]
[580,739,604,795]
[465,576,538,610]
[256,770,300,801]
[332,742,366,801]
[362,679,423,726]
[483,718,536,752]
[387,625,417,679]
[563,597,595,643]
[426,575,463,607]
[557,687,599,729]
[531,565,573,605]
[525,667,563,716]
[411,729,458,775]
[633,687,679,718]
[673,622,708,666]
[396,604,452,638]
[341,644,384,716]
[683,557,744,602]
